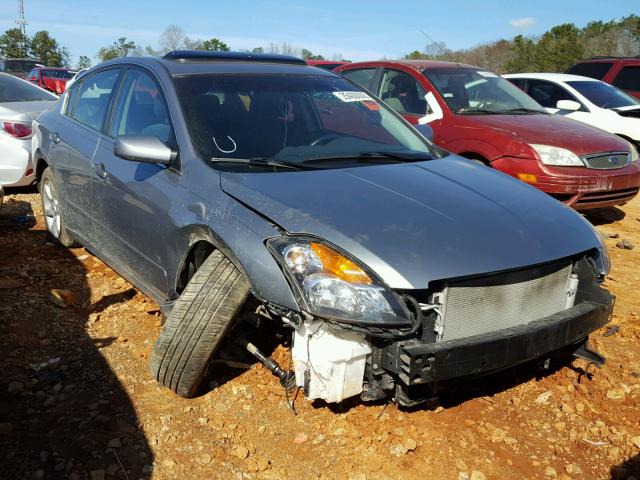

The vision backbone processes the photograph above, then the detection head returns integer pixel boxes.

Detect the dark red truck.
[27,67,76,94]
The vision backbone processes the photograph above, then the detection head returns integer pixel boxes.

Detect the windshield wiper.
[302,151,432,164]
[209,157,310,171]
[498,107,546,114]
[456,108,501,115]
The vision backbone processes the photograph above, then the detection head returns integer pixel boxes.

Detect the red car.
[307,60,349,71]
[335,60,640,209]
[567,57,640,100]
[27,67,77,94]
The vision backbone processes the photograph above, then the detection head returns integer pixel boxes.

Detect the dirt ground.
[1,190,639,480]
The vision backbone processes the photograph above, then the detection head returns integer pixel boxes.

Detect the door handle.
[95,162,108,179]
[49,132,60,143]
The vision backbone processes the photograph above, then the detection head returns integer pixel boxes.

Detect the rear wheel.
[40,167,75,247]
[151,250,251,398]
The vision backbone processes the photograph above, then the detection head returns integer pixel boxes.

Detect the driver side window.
[110,69,173,145]
[379,69,427,116]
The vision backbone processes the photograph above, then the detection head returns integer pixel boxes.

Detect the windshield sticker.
[477,71,498,78]
[333,91,373,103]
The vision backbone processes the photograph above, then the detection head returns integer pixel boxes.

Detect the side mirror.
[415,123,434,141]
[556,99,581,111]
[418,91,444,125]
[114,135,176,164]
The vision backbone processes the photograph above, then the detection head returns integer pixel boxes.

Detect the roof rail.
[162,50,307,65]
[587,55,640,60]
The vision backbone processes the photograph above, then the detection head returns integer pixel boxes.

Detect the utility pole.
[16,0,28,57]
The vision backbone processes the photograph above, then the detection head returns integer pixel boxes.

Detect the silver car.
[33,51,613,407]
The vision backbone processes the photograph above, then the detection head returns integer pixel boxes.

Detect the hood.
[221,157,602,289]
[0,101,58,122]
[467,113,628,156]
[41,76,68,94]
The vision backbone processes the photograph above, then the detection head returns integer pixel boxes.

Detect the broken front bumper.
[377,294,613,406]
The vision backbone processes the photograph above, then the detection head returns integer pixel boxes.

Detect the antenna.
[419,29,448,57]
[16,0,28,57]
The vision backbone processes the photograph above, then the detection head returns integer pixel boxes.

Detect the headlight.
[267,237,411,326]
[530,144,584,167]
[625,140,639,163]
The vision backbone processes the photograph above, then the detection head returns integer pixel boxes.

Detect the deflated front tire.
[150,250,251,398]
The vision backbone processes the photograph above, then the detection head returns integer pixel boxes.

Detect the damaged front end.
[264,236,613,407]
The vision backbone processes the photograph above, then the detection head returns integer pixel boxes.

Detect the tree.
[159,25,187,53]
[536,23,583,72]
[76,55,92,69]
[97,37,137,62]
[30,30,68,66]
[505,35,538,73]
[252,47,264,54]
[301,48,324,60]
[200,38,230,52]
[0,28,30,58]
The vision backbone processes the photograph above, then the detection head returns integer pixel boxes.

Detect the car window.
[0,73,57,102]
[379,69,427,116]
[340,68,377,91]
[28,69,39,80]
[566,62,613,80]
[175,73,441,166]
[41,69,76,80]
[423,68,545,114]
[110,69,172,145]
[507,78,525,89]
[524,79,577,109]
[72,69,120,132]
[64,83,81,115]
[566,80,639,109]
[612,66,640,91]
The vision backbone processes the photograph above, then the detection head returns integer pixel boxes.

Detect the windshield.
[175,74,443,167]
[0,73,57,102]
[566,80,639,109]
[423,68,546,115]
[41,69,76,79]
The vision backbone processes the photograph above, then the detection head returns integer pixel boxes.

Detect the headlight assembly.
[530,144,584,167]
[267,236,411,326]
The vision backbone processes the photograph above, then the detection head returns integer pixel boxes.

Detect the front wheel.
[40,167,75,247]
[150,250,251,398]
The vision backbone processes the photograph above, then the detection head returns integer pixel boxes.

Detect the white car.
[505,73,640,150]
[0,72,58,188]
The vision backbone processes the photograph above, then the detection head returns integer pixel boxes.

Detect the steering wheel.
[310,133,342,146]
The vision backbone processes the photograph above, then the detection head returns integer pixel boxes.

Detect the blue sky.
[0,0,637,64]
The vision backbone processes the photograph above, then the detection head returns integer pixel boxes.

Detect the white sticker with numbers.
[332,91,373,102]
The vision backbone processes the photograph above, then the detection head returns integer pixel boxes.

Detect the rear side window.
[524,79,577,109]
[507,78,525,89]
[110,69,172,145]
[72,69,120,132]
[566,62,613,80]
[0,73,57,102]
[612,67,640,91]
[341,68,377,91]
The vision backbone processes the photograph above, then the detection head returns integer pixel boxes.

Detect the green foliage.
[0,28,30,58]
[97,37,137,62]
[30,31,69,67]
[406,15,640,74]
[301,48,324,60]
[200,38,230,52]
[76,55,92,70]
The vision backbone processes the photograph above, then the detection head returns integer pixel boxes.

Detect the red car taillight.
[1,121,33,139]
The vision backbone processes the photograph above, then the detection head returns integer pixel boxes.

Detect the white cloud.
[510,17,535,29]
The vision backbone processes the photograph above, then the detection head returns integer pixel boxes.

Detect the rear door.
[91,67,178,298]
[50,68,121,243]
